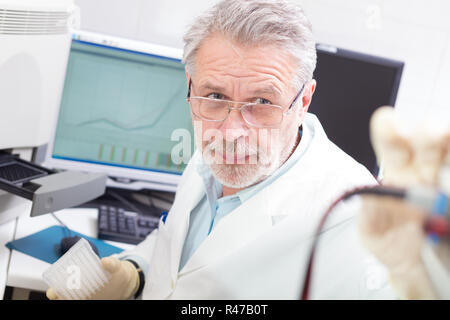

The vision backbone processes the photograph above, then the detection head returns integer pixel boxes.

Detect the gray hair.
[182,0,317,90]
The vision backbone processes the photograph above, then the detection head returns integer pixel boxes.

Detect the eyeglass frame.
[186,79,305,128]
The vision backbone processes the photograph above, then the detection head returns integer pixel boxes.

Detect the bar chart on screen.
[94,143,184,172]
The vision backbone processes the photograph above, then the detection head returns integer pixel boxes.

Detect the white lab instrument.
[0,0,79,150]
[0,0,106,224]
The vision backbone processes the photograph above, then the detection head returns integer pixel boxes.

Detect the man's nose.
[219,107,249,141]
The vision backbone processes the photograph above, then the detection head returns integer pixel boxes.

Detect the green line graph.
[52,40,193,174]
[74,85,184,131]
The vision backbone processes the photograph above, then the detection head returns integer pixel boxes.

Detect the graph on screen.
[52,40,194,175]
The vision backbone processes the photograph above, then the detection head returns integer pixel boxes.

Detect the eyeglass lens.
[191,98,283,127]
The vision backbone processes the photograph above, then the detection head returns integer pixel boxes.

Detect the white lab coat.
[123,113,396,299]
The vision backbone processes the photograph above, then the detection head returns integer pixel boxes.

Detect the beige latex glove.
[46,256,140,300]
[358,106,450,300]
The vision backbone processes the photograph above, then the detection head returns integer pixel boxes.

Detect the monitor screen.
[309,44,404,176]
[45,31,194,192]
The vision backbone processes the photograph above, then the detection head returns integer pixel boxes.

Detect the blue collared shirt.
[179,126,311,270]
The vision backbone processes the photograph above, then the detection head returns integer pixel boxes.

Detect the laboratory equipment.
[0,0,78,150]
[0,0,107,224]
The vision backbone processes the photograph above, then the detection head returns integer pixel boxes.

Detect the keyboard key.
[97,203,163,245]
[137,219,147,227]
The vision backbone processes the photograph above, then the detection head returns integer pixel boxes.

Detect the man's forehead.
[197,79,282,96]
[195,34,297,84]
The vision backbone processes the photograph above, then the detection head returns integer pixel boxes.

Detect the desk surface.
[0,219,16,299]
[6,208,136,293]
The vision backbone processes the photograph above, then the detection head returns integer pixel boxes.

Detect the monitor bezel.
[43,30,187,192]
[316,43,404,107]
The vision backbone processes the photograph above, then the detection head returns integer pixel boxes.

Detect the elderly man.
[48,0,399,299]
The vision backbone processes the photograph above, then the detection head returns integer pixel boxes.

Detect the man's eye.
[255,97,272,105]
[207,93,224,100]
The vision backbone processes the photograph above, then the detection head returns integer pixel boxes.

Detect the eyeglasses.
[186,80,305,128]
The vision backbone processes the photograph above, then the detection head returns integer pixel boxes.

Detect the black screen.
[309,46,403,175]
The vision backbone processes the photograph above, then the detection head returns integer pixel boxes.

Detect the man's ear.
[185,67,191,89]
[301,79,316,113]
[295,80,316,127]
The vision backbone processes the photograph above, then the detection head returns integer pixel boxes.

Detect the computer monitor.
[309,44,404,176]
[44,30,194,192]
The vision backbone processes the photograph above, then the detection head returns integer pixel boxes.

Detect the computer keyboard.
[76,187,173,245]
[97,204,163,245]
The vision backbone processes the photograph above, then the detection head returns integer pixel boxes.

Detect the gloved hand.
[46,256,140,300]
[358,106,450,299]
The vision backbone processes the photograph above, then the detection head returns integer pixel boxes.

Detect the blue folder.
[5,225,124,264]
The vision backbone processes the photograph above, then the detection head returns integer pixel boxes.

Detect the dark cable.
[144,189,175,204]
[51,212,72,237]
[300,185,406,300]
[107,189,144,215]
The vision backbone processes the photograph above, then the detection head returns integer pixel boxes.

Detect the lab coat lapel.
[178,189,274,276]
[166,158,205,285]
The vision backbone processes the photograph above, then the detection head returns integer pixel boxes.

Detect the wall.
[74,0,450,128]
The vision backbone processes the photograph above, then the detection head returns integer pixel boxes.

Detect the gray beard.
[202,130,300,189]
